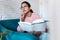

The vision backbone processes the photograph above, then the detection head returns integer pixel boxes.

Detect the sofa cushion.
[6,31,37,40]
[0,24,37,40]
[0,19,20,31]
[0,19,37,40]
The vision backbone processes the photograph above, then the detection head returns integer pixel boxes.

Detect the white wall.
[0,0,48,20]
[0,0,40,20]
[48,0,60,40]
[40,0,48,20]
[0,0,21,19]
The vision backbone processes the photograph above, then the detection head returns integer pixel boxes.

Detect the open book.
[18,19,47,32]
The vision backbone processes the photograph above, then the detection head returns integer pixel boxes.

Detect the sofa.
[0,19,48,40]
[0,19,37,40]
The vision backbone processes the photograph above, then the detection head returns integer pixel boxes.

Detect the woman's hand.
[20,12,25,18]
[20,11,26,22]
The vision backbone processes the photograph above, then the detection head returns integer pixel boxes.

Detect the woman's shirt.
[17,13,40,31]
[25,13,40,23]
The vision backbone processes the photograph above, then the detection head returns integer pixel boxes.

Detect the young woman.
[17,1,45,39]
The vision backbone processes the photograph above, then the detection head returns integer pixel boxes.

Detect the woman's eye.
[24,6,27,7]
[21,5,28,9]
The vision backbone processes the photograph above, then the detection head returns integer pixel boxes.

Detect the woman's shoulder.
[32,13,40,18]
[32,13,39,16]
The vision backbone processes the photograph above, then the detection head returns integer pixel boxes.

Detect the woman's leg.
[28,31,42,40]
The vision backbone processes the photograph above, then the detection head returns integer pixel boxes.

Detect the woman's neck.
[26,12,32,17]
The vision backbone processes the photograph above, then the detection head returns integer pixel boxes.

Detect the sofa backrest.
[0,19,20,31]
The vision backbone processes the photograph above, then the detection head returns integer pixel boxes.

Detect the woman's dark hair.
[21,1,33,13]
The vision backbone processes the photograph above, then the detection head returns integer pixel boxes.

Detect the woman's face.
[21,3,30,14]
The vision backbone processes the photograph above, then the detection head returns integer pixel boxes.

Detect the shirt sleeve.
[17,25,22,32]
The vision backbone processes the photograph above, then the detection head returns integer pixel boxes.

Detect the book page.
[32,19,44,24]
[32,22,46,31]
[18,22,33,32]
